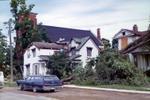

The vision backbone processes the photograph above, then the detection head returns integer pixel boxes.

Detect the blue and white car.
[16,75,62,92]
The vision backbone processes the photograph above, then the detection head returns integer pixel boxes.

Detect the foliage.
[72,48,149,86]
[96,49,148,86]
[46,52,72,79]
[0,30,11,77]
[10,0,48,78]
[0,30,7,65]
[101,38,111,49]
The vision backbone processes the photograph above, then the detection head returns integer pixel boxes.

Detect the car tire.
[19,85,24,91]
[33,87,37,93]
[50,89,55,92]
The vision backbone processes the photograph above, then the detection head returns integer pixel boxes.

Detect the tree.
[0,30,10,76]
[101,38,111,49]
[10,0,48,77]
[46,52,72,79]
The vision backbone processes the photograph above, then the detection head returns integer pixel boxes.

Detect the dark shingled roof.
[40,25,103,47]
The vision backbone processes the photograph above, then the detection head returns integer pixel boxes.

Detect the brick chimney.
[97,28,101,40]
[133,24,138,32]
[29,12,37,27]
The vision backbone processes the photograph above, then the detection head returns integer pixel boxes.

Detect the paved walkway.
[63,85,150,94]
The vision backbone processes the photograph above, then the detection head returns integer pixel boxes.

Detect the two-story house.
[23,26,103,78]
[23,42,65,78]
[113,24,150,74]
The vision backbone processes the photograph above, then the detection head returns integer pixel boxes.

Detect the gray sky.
[0,0,150,41]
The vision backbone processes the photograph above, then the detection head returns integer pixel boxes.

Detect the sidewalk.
[63,85,150,94]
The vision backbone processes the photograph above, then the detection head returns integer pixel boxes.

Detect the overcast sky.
[0,0,150,42]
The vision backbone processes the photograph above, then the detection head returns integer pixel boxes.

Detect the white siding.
[23,45,59,78]
[78,39,99,67]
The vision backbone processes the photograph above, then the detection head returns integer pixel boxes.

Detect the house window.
[34,65,39,75]
[71,47,76,56]
[87,47,92,57]
[145,55,150,67]
[32,48,36,57]
[122,32,126,36]
[26,64,30,76]
[27,50,30,58]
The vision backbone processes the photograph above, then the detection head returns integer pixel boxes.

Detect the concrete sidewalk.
[63,85,150,94]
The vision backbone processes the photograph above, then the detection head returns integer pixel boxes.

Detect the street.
[0,87,150,100]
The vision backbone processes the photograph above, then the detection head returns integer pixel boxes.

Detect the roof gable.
[113,29,147,39]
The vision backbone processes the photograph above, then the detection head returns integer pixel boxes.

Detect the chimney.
[133,24,138,32]
[97,28,101,40]
[29,12,37,27]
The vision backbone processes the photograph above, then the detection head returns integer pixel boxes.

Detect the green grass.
[4,81,17,87]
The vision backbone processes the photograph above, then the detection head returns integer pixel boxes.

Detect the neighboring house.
[121,30,150,75]
[112,24,147,50]
[69,36,100,67]
[23,42,65,78]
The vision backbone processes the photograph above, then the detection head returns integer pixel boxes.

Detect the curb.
[63,85,150,94]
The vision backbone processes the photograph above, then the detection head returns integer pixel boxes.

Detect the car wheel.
[33,87,37,93]
[19,85,24,91]
[50,89,55,92]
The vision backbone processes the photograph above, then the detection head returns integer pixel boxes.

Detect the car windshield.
[44,76,59,81]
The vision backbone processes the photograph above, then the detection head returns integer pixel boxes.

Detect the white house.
[23,42,64,78]
[69,36,99,67]
[23,26,103,78]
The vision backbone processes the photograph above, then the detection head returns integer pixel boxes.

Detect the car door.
[24,76,34,89]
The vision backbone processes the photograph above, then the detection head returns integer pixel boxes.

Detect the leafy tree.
[0,30,10,76]
[10,0,48,77]
[46,52,72,79]
[101,38,111,49]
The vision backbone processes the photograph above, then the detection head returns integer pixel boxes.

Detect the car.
[16,75,62,92]
[0,71,4,89]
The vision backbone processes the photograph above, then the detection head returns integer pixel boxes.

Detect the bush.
[72,49,149,86]
[95,49,149,86]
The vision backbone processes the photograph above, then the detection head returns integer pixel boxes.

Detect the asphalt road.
[0,87,150,100]
[0,91,57,100]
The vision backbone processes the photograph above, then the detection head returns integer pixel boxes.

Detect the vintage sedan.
[16,75,62,92]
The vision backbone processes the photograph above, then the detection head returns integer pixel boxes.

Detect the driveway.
[0,87,150,100]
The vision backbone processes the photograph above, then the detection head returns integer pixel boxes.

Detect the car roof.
[28,75,57,77]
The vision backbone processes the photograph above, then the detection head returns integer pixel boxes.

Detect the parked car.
[0,71,4,89]
[16,75,62,92]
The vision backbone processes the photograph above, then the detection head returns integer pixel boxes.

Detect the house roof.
[72,36,91,50]
[113,29,148,39]
[40,25,103,47]
[121,31,150,54]
[29,42,64,50]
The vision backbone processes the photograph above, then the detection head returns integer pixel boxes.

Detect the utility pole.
[4,18,13,82]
